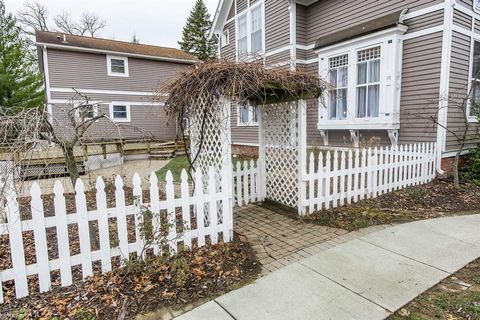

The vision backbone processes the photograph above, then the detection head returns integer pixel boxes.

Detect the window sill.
[237,122,259,127]
[317,118,400,130]
[467,116,479,123]
[112,119,131,123]
[108,73,129,77]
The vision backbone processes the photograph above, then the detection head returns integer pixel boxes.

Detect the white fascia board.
[35,42,197,64]
[209,0,234,39]
[50,87,168,97]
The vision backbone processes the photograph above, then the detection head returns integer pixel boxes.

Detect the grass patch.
[389,258,480,320]
[156,155,256,183]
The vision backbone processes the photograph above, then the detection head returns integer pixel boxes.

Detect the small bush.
[461,148,480,184]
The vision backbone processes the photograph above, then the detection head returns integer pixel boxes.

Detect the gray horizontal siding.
[47,49,192,92]
[231,102,259,145]
[453,8,472,30]
[446,31,479,152]
[237,0,248,14]
[304,0,442,44]
[265,50,291,66]
[399,32,443,145]
[457,0,474,9]
[220,20,236,61]
[265,0,290,51]
[296,4,308,46]
[51,104,177,141]
[475,19,480,34]
[50,91,162,103]
[404,9,443,34]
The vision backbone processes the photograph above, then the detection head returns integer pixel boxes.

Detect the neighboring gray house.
[36,31,196,142]
[210,0,480,171]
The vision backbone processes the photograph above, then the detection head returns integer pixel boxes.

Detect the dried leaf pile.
[307,179,480,231]
[0,240,259,319]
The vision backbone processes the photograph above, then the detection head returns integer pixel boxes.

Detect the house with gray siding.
[35,31,196,142]
[210,0,480,171]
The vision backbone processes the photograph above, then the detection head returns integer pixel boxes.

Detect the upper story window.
[469,41,480,118]
[238,102,258,126]
[317,26,407,130]
[109,103,131,122]
[221,29,230,47]
[236,2,264,60]
[107,55,129,77]
[474,0,480,13]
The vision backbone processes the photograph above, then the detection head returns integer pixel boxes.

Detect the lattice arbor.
[258,100,307,212]
[189,94,232,225]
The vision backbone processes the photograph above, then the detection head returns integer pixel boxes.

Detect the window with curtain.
[237,15,248,57]
[328,54,349,120]
[238,103,258,125]
[356,46,381,118]
[251,6,263,53]
[471,41,480,117]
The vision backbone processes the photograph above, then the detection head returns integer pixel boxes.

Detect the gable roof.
[36,31,197,64]
[209,0,234,39]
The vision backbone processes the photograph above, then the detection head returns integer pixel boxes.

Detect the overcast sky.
[5,0,220,48]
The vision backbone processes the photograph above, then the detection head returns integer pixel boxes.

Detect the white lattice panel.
[261,101,300,208]
[189,94,232,225]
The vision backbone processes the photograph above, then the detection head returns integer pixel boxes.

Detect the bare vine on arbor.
[156,60,326,171]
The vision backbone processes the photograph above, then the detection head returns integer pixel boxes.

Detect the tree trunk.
[63,144,79,188]
[453,151,461,189]
[63,144,99,248]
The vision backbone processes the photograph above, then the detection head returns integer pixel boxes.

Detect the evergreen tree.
[0,1,44,115]
[178,0,217,61]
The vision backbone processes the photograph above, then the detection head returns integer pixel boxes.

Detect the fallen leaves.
[0,240,260,320]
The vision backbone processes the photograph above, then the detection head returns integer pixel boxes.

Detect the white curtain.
[251,7,263,53]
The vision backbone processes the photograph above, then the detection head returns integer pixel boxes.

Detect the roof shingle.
[36,30,197,63]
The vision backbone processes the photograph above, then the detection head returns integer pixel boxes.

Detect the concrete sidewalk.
[177,214,480,320]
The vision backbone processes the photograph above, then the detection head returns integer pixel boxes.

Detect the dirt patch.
[305,179,480,231]
[0,238,260,320]
[389,258,480,320]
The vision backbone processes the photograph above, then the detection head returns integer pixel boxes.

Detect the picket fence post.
[149,172,161,255]
[166,171,178,253]
[96,177,111,272]
[180,169,192,249]
[194,169,206,247]
[132,173,145,257]
[75,178,93,279]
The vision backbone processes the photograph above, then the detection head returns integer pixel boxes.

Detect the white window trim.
[107,55,129,77]
[316,26,407,130]
[235,1,265,62]
[474,0,480,14]
[74,102,100,121]
[109,102,131,122]
[467,39,480,122]
[237,104,259,127]
[221,29,230,48]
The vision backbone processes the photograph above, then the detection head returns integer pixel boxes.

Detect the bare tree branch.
[53,11,79,35]
[16,1,49,35]
[80,12,106,37]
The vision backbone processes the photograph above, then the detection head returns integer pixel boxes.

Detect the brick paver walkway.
[234,203,385,274]
[137,204,388,320]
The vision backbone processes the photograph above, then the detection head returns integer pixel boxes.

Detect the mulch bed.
[305,179,480,231]
[0,239,260,320]
[389,258,480,320]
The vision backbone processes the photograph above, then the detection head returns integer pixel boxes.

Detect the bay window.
[317,27,406,130]
[236,2,264,60]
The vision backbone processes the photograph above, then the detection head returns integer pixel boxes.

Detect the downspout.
[435,0,454,175]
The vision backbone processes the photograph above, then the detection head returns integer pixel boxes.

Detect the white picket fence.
[300,143,437,215]
[0,166,232,303]
[232,159,260,207]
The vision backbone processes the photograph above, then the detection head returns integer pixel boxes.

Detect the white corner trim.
[48,98,165,106]
[109,102,132,122]
[436,0,455,173]
[289,0,297,70]
[107,55,129,77]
